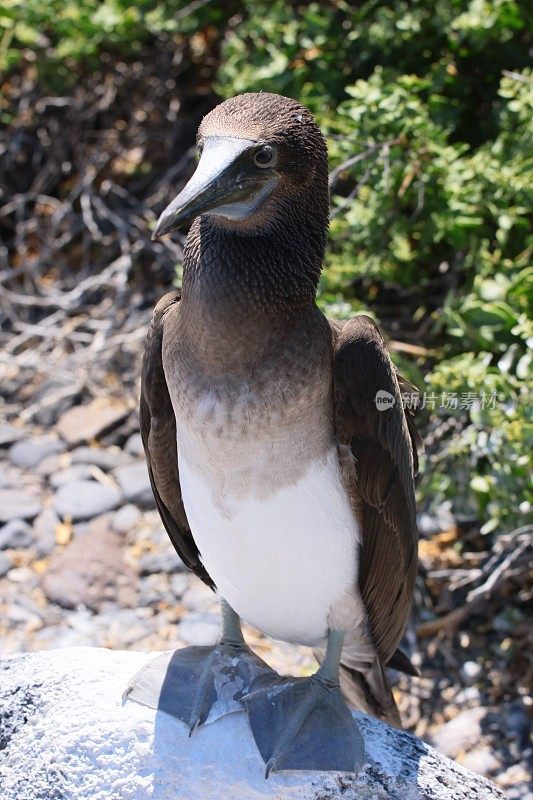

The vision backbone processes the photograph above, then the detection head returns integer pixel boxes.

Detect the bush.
[218,1,532,533]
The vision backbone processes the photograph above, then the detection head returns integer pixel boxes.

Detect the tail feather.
[338,658,401,728]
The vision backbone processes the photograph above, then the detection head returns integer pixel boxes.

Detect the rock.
[42,527,136,610]
[125,431,144,457]
[33,507,60,557]
[138,550,184,576]
[0,489,42,522]
[70,445,131,470]
[0,647,504,800]
[56,397,130,445]
[112,503,141,533]
[113,460,154,507]
[177,612,220,646]
[431,707,487,759]
[170,572,189,597]
[461,748,501,775]
[54,479,122,520]
[8,435,65,469]
[461,661,482,685]
[50,464,97,488]
[0,490,42,523]
[0,424,25,447]
[0,551,11,577]
[0,519,35,549]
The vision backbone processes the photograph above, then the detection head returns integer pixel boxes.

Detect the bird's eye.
[197,141,204,159]
[253,145,275,168]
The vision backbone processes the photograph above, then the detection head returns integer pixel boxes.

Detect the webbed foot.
[244,675,365,776]
[123,642,279,732]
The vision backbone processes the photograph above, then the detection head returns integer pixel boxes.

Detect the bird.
[123,92,421,777]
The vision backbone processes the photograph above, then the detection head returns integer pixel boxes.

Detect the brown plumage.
[140,92,421,726]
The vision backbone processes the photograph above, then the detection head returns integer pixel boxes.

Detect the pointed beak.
[152,136,276,239]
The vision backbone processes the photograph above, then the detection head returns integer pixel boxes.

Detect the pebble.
[461,660,482,684]
[42,527,136,610]
[113,461,153,507]
[9,435,65,469]
[461,747,501,775]
[50,464,96,488]
[33,507,60,557]
[56,397,130,445]
[431,707,487,758]
[0,551,12,577]
[112,503,141,533]
[0,424,25,447]
[138,550,184,576]
[125,432,144,457]
[54,479,122,521]
[177,612,220,646]
[0,519,35,549]
[170,573,189,597]
[70,446,131,470]
[181,580,215,612]
[0,488,42,523]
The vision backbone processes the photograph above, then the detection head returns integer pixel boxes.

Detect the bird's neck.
[178,214,326,363]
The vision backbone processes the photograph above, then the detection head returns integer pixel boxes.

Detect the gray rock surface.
[42,525,136,610]
[113,461,154,507]
[8,435,65,469]
[54,478,122,520]
[0,519,35,549]
[56,397,130,445]
[0,647,503,800]
[0,490,42,523]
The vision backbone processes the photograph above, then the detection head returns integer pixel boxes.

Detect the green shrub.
[219,2,532,533]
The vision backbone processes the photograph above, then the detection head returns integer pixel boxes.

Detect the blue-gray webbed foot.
[244,630,365,776]
[122,598,281,733]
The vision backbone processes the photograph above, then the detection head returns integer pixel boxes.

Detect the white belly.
[177,433,360,647]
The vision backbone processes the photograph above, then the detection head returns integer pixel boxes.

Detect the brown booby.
[124,92,421,776]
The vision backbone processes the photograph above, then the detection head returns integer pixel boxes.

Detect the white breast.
[177,428,360,647]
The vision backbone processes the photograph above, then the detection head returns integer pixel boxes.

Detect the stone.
[32,507,60,557]
[138,550,184,576]
[0,647,504,800]
[177,612,220,646]
[125,431,144,457]
[0,519,35,549]
[170,572,189,597]
[54,479,122,520]
[0,488,42,523]
[0,551,11,577]
[112,503,141,533]
[56,397,130,445]
[0,424,25,447]
[71,445,131,470]
[431,707,487,759]
[113,460,154,507]
[461,661,482,685]
[50,464,97,488]
[461,748,501,775]
[42,527,136,610]
[8,435,65,469]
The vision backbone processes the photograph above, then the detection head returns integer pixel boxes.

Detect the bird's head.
[152,93,329,239]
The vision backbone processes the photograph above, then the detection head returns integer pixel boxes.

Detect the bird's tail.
[338,657,401,728]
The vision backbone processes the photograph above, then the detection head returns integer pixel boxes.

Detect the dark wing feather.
[332,314,420,664]
[140,290,214,589]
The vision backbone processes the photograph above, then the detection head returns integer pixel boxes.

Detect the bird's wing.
[140,290,214,589]
[332,314,420,664]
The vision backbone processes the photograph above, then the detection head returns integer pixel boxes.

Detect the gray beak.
[152,136,276,239]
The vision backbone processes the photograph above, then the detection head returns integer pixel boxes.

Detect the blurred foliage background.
[2,0,530,534]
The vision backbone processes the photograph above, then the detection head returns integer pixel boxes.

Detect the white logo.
[375,390,396,411]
